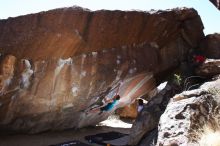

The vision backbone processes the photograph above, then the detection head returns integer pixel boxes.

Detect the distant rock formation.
[210,0,220,10]
[0,7,204,133]
[199,33,220,59]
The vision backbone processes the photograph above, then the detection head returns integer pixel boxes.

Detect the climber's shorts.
[100,105,112,112]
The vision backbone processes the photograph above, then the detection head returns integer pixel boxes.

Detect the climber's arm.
[103,97,114,104]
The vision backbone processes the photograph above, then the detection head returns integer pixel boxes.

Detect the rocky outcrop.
[199,33,220,59]
[128,82,177,146]
[157,78,220,146]
[210,0,220,10]
[0,7,204,133]
[116,101,138,119]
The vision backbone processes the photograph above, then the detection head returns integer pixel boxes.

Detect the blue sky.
[0,0,219,35]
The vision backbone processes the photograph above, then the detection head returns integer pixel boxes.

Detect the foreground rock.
[116,101,138,119]
[128,82,177,146]
[199,33,220,59]
[0,7,204,133]
[157,78,220,146]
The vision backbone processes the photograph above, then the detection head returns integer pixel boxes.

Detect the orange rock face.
[116,100,138,119]
[0,7,204,133]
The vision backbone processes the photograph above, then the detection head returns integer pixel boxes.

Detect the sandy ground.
[0,116,132,146]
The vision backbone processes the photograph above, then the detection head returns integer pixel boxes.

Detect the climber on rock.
[86,94,121,115]
[84,82,121,114]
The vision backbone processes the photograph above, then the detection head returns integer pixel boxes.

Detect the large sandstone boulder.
[0,7,204,133]
[199,33,220,59]
[157,78,220,146]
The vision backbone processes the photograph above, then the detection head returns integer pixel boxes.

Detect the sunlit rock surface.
[0,7,204,133]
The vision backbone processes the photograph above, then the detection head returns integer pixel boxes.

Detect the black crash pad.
[50,140,91,146]
[85,131,128,145]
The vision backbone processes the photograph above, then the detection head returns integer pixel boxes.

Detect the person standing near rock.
[137,98,144,113]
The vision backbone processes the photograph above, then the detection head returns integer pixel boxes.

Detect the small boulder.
[195,59,220,77]
[116,100,138,119]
